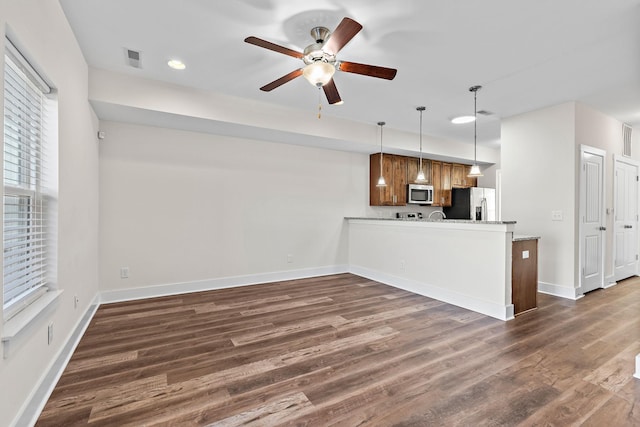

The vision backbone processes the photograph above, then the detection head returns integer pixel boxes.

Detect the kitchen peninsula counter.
[345,217,516,320]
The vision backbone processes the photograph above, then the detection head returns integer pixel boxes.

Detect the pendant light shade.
[416,106,427,182]
[376,121,387,187]
[468,85,484,178]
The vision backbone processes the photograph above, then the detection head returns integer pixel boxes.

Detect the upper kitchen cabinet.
[370,153,407,206]
[464,165,478,188]
[407,157,432,185]
[432,161,452,207]
[452,164,478,188]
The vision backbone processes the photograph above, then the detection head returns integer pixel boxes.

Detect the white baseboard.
[100,265,349,304]
[13,294,100,427]
[538,281,583,300]
[635,354,640,380]
[349,265,514,321]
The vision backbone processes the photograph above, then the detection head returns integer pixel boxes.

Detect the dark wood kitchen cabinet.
[407,157,432,185]
[452,163,478,188]
[512,238,539,315]
[432,161,452,207]
[370,153,407,206]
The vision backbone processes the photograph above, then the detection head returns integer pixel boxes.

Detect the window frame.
[2,37,56,322]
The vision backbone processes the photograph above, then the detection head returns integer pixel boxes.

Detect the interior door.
[613,156,639,281]
[580,147,605,294]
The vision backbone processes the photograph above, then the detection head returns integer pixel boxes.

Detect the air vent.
[126,49,141,68]
[477,110,493,116]
[623,123,632,157]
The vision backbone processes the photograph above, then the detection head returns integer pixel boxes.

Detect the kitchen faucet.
[428,210,446,220]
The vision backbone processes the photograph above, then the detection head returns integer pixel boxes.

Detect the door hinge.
[637,175,639,182]
[636,254,639,261]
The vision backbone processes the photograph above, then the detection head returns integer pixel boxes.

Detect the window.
[3,38,56,320]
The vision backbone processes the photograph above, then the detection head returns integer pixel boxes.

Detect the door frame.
[613,154,639,281]
[578,144,606,294]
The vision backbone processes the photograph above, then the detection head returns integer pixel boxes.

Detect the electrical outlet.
[120,267,129,279]
[400,260,406,272]
[287,254,293,264]
[47,323,53,345]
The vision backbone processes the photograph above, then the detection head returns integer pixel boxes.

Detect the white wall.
[0,0,100,425]
[575,103,640,280]
[502,101,638,297]
[99,121,370,293]
[501,103,577,294]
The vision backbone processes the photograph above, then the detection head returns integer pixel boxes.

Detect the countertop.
[513,235,541,241]
[345,216,517,225]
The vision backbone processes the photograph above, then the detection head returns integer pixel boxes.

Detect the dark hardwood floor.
[36,274,640,426]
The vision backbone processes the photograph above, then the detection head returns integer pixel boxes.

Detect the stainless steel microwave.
[407,184,434,205]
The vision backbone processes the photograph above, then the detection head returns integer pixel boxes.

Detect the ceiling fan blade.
[338,61,397,80]
[323,17,363,55]
[259,69,303,91]
[323,79,342,105]
[244,36,304,59]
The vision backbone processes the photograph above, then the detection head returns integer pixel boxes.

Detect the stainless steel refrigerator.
[443,187,496,221]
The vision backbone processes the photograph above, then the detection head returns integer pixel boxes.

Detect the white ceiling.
[59,0,640,150]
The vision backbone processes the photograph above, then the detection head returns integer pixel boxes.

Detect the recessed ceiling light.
[167,59,186,70]
[451,115,475,124]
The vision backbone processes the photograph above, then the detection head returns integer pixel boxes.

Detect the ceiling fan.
[244,17,397,105]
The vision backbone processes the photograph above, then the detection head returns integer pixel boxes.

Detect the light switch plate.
[551,210,563,221]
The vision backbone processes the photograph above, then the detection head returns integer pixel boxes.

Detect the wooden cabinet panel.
[431,161,442,206]
[441,162,452,206]
[512,239,538,315]
[452,164,465,187]
[453,163,478,188]
[393,156,407,205]
[407,158,432,185]
[370,153,407,206]
[465,165,478,188]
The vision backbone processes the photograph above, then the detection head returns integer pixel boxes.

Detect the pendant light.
[376,121,387,187]
[468,85,483,177]
[416,106,427,182]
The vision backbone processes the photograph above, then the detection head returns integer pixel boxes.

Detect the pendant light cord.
[419,109,423,170]
[474,90,477,162]
[379,122,385,171]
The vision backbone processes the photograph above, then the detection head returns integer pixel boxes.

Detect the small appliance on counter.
[444,187,496,221]
[396,212,423,219]
[407,184,433,205]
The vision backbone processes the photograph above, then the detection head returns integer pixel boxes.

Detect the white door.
[613,156,639,281]
[580,146,606,294]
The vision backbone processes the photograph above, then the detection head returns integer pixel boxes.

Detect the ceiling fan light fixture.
[302,61,335,87]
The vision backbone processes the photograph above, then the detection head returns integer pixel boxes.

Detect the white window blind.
[3,39,55,319]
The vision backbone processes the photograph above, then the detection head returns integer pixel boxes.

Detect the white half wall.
[0,1,100,426]
[98,121,370,292]
[347,219,515,320]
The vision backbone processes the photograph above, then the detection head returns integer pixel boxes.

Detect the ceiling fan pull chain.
[317,86,322,119]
